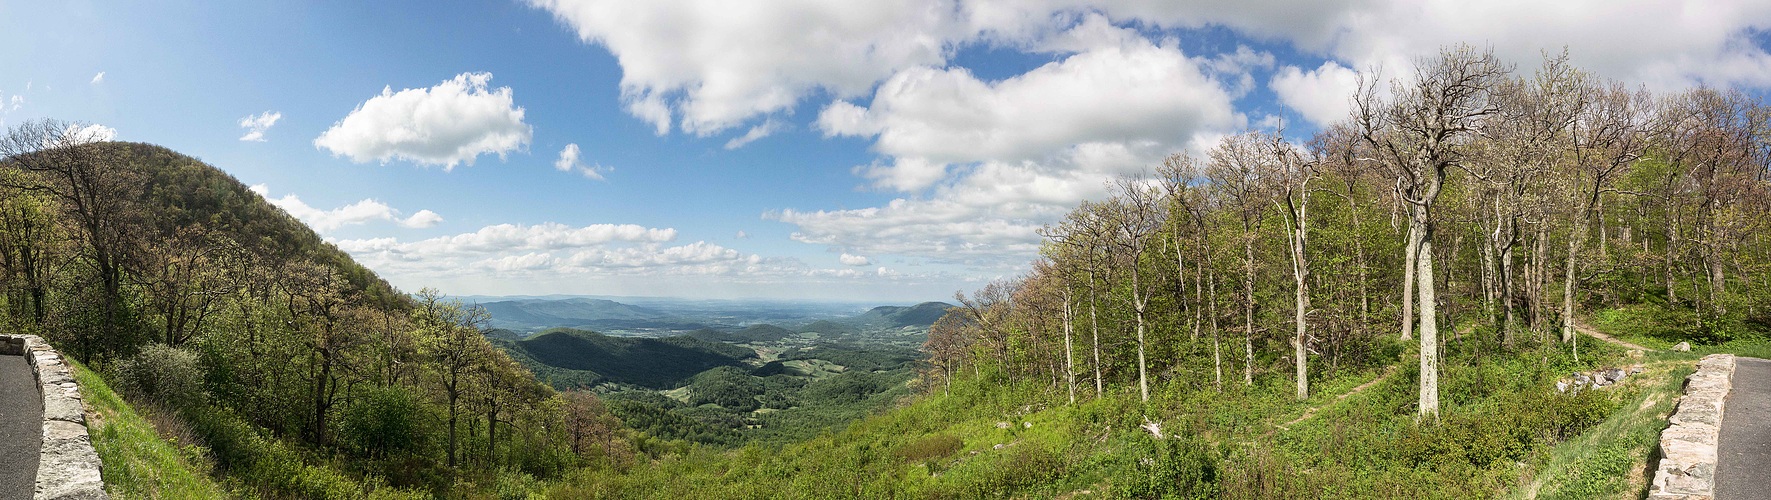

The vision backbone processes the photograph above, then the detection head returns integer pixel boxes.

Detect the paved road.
[0,354,39,500]
[1718,357,1771,500]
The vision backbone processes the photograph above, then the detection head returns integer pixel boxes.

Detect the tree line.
[925,46,1771,420]
[0,123,631,494]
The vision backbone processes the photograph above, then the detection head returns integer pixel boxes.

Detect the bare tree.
[1269,132,1319,400]
[1207,132,1277,387]
[1355,45,1509,420]
[1101,178,1165,402]
[0,119,141,361]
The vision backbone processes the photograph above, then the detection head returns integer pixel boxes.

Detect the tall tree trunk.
[1132,265,1150,402]
[1415,218,1441,420]
[1356,234,1370,334]
[1285,192,1311,400]
[1401,223,1420,341]
[1210,264,1223,391]
[1667,213,1680,305]
[1531,224,1549,336]
[1062,290,1076,405]
[1501,225,1518,346]
[1243,234,1256,386]
[1089,281,1103,398]
[1561,227,1582,344]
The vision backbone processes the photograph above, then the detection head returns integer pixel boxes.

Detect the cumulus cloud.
[526,0,964,135]
[237,111,283,142]
[314,72,531,170]
[61,123,116,143]
[723,118,786,150]
[819,17,1239,191]
[839,253,871,266]
[331,221,758,279]
[528,0,1771,282]
[90,72,104,85]
[1269,61,1359,127]
[766,169,1079,269]
[1311,0,1771,91]
[249,185,443,232]
[553,143,610,180]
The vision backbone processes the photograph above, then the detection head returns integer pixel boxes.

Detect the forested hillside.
[0,123,625,497]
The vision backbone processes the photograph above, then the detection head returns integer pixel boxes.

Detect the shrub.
[1117,437,1220,499]
[893,434,962,466]
[339,385,431,460]
[112,343,206,412]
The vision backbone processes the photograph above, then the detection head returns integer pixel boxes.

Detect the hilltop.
[496,328,754,389]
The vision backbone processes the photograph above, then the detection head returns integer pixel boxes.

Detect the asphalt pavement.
[1717,357,1771,500]
[0,354,39,500]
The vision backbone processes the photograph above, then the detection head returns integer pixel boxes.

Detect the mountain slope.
[848,301,954,329]
[499,328,756,389]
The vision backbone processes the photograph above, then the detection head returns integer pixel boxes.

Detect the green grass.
[1593,304,1771,359]
[1509,355,1691,499]
[70,359,233,499]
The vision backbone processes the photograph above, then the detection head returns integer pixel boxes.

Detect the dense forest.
[0,122,629,497]
[4,43,1771,498]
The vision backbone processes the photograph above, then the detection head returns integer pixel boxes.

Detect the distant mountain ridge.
[479,297,709,332]
[478,296,954,336]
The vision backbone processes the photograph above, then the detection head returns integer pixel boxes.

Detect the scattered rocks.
[1556,365,1645,394]
[1673,342,1692,352]
[995,421,1010,430]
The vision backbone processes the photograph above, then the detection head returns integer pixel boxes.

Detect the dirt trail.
[1275,366,1397,431]
[1571,321,1653,352]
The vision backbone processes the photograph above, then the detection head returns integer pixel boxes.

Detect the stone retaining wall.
[1,335,107,500]
[1649,353,1735,500]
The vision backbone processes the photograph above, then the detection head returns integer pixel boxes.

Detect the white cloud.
[526,0,966,135]
[525,0,1771,288]
[723,118,786,150]
[839,253,871,266]
[735,230,749,239]
[819,17,1239,191]
[60,123,116,143]
[1311,0,1771,91]
[89,72,104,85]
[314,72,532,170]
[332,222,752,279]
[402,210,444,228]
[553,143,610,180]
[1269,61,1358,127]
[237,111,283,142]
[249,185,444,232]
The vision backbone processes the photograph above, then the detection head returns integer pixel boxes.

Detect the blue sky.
[3,1,1769,303]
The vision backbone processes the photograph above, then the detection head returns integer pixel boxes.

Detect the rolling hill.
[848,301,954,329]
[496,328,756,389]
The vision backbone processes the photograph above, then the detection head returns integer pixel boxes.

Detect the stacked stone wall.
[1649,353,1735,500]
[0,334,107,500]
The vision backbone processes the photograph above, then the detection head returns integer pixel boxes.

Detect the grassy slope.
[545,325,1704,499]
[71,360,231,499]
[1510,305,1771,499]
[1512,353,1690,499]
